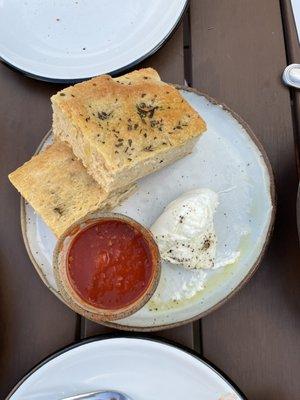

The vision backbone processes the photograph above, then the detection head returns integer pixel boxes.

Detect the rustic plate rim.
[20,85,276,332]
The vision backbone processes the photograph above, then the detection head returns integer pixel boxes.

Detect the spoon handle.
[62,390,131,400]
[282,64,300,89]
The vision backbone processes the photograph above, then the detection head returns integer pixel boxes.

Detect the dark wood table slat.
[0,65,78,399]
[190,1,300,399]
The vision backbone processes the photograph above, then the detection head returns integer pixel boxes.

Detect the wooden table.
[1,1,299,399]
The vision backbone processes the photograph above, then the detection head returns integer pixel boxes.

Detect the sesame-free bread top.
[8,141,135,237]
[52,68,206,191]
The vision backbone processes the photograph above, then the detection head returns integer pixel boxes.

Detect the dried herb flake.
[97,111,112,120]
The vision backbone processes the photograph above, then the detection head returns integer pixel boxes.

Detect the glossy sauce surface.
[67,220,154,310]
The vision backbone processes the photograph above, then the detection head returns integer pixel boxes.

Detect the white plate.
[21,87,275,330]
[0,0,187,82]
[7,337,245,400]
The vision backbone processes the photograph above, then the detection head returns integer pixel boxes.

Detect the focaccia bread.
[8,141,135,237]
[52,68,206,191]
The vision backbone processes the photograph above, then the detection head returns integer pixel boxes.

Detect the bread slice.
[52,68,206,191]
[8,141,135,237]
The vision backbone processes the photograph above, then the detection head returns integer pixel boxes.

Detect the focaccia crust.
[8,142,135,237]
[52,68,206,190]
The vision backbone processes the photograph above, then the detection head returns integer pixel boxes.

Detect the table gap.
[280,0,300,174]
[183,3,203,357]
[183,6,193,86]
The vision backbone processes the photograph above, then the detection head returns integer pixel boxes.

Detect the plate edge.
[5,334,247,400]
[0,0,189,83]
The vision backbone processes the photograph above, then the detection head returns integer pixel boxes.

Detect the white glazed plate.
[21,87,275,330]
[0,0,187,82]
[7,337,245,400]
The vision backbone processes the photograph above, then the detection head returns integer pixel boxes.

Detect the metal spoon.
[282,64,300,89]
[61,390,133,400]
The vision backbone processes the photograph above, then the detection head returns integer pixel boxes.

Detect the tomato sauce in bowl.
[53,213,160,322]
[67,219,154,310]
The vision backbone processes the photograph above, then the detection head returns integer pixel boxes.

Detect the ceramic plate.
[21,87,275,330]
[7,337,245,400]
[0,0,187,82]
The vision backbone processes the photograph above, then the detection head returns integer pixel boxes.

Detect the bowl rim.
[52,212,161,322]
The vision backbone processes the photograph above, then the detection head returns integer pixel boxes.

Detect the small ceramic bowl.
[53,212,161,322]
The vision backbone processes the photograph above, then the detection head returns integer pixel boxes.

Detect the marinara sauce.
[67,219,154,310]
